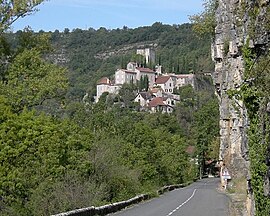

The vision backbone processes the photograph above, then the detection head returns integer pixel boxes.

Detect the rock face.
[212,0,269,215]
[212,0,250,178]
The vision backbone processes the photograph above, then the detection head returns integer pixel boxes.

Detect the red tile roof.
[97,77,110,85]
[149,97,166,107]
[155,76,170,84]
[136,67,155,73]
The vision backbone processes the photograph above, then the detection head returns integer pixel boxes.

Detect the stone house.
[163,96,175,107]
[155,76,174,94]
[175,74,195,88]
[134,92,152,107]
[134,90,179,114]
[136,67,156,88]
[162,73,195,89]
[96,77,120,102]
[150,87,164,97]
[95,62,155,102]
[148,97,174,113]
[115,69,137,85]
[117,62,155,87]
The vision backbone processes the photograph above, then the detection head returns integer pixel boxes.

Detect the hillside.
[46,22,213,101]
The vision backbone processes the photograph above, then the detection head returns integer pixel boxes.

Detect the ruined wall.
[212,0,269,215]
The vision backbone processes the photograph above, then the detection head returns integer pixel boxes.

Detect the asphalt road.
[111,178,229,216]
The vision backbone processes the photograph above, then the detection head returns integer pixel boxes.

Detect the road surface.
[111,178,229,216]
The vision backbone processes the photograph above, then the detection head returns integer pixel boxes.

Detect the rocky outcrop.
[94,42,158,60]
[212,0,250,178]
[212,0,269,215]
[47,48,69,65]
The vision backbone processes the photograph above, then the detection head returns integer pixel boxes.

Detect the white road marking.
[165,189,197,216]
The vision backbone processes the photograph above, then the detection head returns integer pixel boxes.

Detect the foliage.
[0,48,68,111]
[244,52,270,215]
[228,38,270,215]
[138,75,149,91]
[0,0,44,32]
[174,76,220,176]
[189,0,218,37]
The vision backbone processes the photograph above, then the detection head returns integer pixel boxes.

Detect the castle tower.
[136,48,155,64]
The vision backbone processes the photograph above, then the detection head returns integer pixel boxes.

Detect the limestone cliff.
[212,0,269,215]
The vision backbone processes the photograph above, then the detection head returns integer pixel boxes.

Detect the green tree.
[118,83,136,108]
[189,0,217,37]
[0,0,44,32]
[193,98,219,178]
[16,27,52,54]
[0,48,68,111]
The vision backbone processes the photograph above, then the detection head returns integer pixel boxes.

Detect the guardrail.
[52,181,195,216]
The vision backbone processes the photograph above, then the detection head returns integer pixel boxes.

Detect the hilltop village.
[95,48,195,113]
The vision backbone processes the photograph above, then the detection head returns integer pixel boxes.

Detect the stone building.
[175,74,195,88]
[115,69,137,85]
[155,76,174,94]
[96,63,156,102]
[96,77,120,102]
[136,48,156,64]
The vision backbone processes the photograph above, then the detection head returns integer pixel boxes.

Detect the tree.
[144,75,149,91]
[174,85,196,135]
[118,83,136,108]
[0,48,68,111]
[0,35,11,81]
[193,98,219,178]
[0,0,44,32]
[189,0,217,37]
[0,27,68,112]
[16,27,52,54]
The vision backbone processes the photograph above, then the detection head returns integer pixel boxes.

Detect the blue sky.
[11,0,204,32]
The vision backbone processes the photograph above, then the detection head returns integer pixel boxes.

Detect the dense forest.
[0,1,219,215]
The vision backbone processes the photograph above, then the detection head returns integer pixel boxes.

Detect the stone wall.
[52,182,194,216]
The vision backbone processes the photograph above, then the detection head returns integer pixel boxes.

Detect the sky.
[11,0,204,32]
